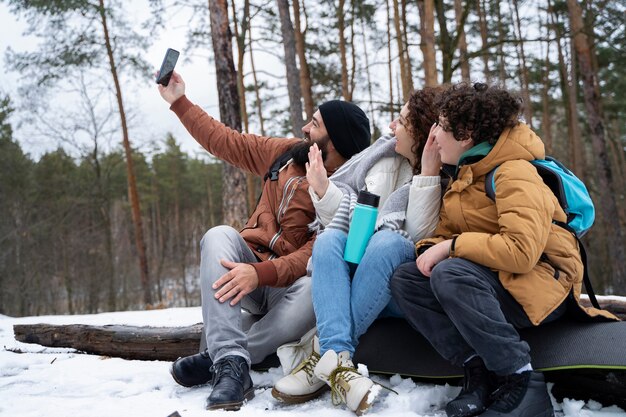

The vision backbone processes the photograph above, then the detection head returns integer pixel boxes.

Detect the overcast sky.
[0,1,262,161]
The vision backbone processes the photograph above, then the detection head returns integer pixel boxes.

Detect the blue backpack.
[485,157,600,308]
[485,156,595,237]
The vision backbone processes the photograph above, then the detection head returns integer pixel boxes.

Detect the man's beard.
[291,136,330,167]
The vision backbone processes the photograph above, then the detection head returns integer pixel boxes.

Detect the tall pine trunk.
[359,8,375,131]
[249,30,266,136]
[386,0,395,119]
[208,0,248,230]
[539,15,553,153]
[393,0,410,101]
[292,0,314,120]
[277,0,305,133]
[338,0,351,101]
[511,0,532,127]
[476,0,491,82]
[454,0,470,81]
[230,0,257,215]
[567,0,626,290]
[418,0,437,86]
[98,0,151,305]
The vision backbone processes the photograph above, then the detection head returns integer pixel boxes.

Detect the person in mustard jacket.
[389,83,616,417]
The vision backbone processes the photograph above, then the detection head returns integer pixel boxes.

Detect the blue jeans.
[312,229,416,356]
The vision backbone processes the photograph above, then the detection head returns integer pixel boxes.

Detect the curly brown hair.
[437,82,523,145]
[406,86,446,173]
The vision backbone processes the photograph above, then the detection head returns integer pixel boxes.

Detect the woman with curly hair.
[271,87,446,414]
[390,83,616,417]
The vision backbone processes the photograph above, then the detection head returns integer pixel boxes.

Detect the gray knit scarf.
[309,135,413,242]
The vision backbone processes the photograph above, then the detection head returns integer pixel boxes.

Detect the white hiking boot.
[272,336,329,404]
[314,350,379,415]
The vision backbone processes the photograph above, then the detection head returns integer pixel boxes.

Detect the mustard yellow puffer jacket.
[416,123,617,324]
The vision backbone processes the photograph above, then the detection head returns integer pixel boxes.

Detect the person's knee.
[430,258,473,298]
[367,229,398,247]
[286,276,312,300]
[312,229,346,254]
[200,225,239,251]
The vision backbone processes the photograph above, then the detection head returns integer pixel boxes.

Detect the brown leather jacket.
[171,96,315,287]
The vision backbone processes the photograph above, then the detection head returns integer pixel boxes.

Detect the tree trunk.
[567,0,626,290]
[337,0,351,101]
[249,30,266,136]
[549,0,581,166]
[359,7,375,131]
[230,0,257,216]
[277,0,305,134]
[349,0,357,99]
[400,0,414,93]
[454,0,470,81]
[496,1,507,82]
[417,0,437,87]
[434,0,453,82]
[511,0,532,127]
[98,0,151,305]
[393,0,410,101]
[476,0,490,83]
[386,0,395,119]
[568,37,585,178]
[292,0,314,120]
[208,0,248,230]
[540,16,553,154]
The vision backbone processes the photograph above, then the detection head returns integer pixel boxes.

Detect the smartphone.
[156,48,180,86]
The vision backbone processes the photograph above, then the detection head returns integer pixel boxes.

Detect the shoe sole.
[355,385,381,416]
[206,388,255,411]
[169,362,211,388]
[270,384,329,404]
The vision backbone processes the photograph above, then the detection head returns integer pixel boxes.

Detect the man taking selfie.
[158,71,371,411]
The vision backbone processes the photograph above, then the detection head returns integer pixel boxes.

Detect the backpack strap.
[264,149,294,182]
[485,166,498,201]
[576,236,601,309]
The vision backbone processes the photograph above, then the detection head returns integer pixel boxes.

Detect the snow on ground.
[1,307,625,417]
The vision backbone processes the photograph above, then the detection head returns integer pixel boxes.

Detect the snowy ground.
[1,306,625,417]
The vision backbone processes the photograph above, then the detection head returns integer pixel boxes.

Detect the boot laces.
[328,365,362,406]
[291,350,321,379]
[210,357,244,387]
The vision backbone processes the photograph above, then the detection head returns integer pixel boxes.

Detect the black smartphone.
[156,48,180,86]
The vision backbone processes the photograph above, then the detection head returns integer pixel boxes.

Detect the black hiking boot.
[170,350,214,387]
[206,355,255,411]
[446,356,496,417]
[479,371,554,417]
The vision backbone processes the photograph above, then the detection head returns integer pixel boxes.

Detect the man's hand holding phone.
[157,70,185,105]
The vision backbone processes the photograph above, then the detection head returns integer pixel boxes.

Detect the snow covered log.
[13,323,203,361]
[12,298,626,362]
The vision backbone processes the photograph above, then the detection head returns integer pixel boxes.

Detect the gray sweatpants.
[199,225,316,366]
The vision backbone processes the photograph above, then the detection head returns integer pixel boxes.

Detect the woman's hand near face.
[420,123,442,176]
[306,143,329,198]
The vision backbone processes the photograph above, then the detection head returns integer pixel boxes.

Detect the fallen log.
[13,323,203,361]
[13,298,626,362]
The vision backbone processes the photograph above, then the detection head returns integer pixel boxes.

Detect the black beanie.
[319,100,371,159]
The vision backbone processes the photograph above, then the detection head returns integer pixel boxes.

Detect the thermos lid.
[357,190,380,207]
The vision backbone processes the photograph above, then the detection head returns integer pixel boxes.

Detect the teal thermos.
[343,190,380,265]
